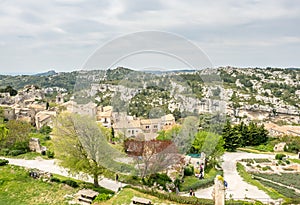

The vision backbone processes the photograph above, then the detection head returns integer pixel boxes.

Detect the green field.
[0,165,79,205]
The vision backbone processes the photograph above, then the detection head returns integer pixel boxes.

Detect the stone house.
[96,106,113,128]
[35,111,57,130]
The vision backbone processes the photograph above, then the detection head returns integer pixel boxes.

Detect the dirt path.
[1,157,126,192]
[182,152,275,202]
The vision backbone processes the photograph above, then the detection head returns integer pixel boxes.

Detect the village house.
[35,111,57,130]
[112,111,176,139]
[96,106,113,128]
[62,100,97,117]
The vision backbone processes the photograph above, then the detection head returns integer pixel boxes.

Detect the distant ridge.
[144,69,196,74]
[286,67,300,70]
[34,70,57,76]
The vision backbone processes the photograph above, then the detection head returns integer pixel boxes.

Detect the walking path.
[182,152,275,202]
[0,157,126,192]
[2,151,293,201]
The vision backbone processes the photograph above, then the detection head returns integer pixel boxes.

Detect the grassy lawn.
[236,162,285,200]
[95,187,187,205]
[180,168,221,191]
[0,165,79,205]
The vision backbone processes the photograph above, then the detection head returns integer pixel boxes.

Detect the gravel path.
[182,152,276,202]
[1,151,290,201]
[0,157,126,192]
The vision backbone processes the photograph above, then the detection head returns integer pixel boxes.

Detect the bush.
[144,173,172,190]
[0,148,10,156]
[50,177,61,183]
[0,159,9,166]
[8,149,26,156]
[93,193,111,202]
[130,186,215,205]
[275,154,286,160]
[184,165,194,176]
[46,150,54,158]
[62,179,79,188]
[262,166,272,171]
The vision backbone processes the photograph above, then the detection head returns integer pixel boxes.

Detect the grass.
[237,147,271,154]
[0,164,79,205]
[0,164,114,205]
[253,173,300,190]
[10,152,49,160]
[237,147,297,157]
[236,162,285,200]
[180,168,221,191]
[95,187,186,205]
[290,158,300,164]
[256,180,300,201]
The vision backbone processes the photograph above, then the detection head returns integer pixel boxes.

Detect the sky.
[0,0,300,74]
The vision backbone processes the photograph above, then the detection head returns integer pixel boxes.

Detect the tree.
[222,120,240,151]
[5,120,31,151]
[52,112,123,187]
[124,139,181,178]
[156,125,181,141]
[0,124,8,149]
[0,86,17,96]
[172,108,181,121]
[190,131,224,164]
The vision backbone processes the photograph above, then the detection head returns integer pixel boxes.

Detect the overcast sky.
[0,0,300,74]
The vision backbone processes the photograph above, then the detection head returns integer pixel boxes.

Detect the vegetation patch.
[236,162,284,200]
[0,165,79,204]
[253,173,300,190]
[180,168,221,191]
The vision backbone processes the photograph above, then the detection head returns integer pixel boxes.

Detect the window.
[146,125,150,129]
[154,125,158,128]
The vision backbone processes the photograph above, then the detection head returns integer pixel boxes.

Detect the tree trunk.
[93,174,99,187]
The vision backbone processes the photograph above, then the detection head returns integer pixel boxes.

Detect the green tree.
[52,112,122,187]
[0,124,9,149]
[5,120,31,151]
[156,125,181,141]
[222,120,240,151]
[190,131,224,164]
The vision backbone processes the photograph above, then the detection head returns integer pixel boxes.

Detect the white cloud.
[0,0,299,73]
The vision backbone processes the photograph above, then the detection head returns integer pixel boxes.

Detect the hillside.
[0,67,299,124]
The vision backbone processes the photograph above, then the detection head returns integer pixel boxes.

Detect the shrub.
[50,177,61,183]
[8,149,26,156]
[262,166,272,171]
[144,173,172,190]
[93,193,111,202]
[275,154,286,160]
[0,148,10,156]
[62,179,78,188]
[0,159,9,166]
[286,160,290,164]
[184,165,194,176]
[46,150,54,158]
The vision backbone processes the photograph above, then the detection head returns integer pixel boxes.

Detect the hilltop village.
[0,67,299,137]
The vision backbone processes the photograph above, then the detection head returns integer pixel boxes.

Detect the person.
[115,173,119,182]
[224,180,228,189]
[199,163,204,179]
[189,188,193,196]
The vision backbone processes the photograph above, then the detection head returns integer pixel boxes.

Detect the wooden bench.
[131,196,152,204]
